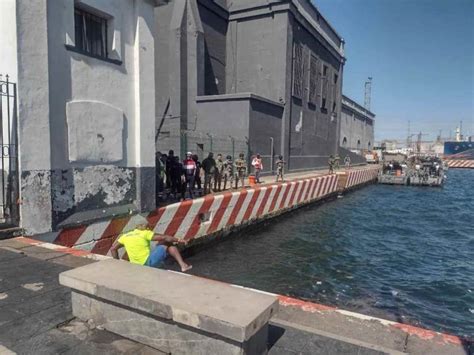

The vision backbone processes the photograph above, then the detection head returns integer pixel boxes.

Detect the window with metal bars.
[308,55,318,105]
[321,64,329,111]
[292,43,304,99]
[74,7,108,59]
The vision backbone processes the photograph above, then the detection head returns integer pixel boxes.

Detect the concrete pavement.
[0,239,163,354]
[2,237,472,354]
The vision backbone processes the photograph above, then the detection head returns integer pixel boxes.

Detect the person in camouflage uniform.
[334,154,341,170]
[214,153,224,192]
[328,155,335,174]
[201,152,216,195]
[234,153,247,189]
[223,155,234,190]
[275,155,286,182]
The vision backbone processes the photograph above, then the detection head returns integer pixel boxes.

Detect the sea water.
[187,169,474,337]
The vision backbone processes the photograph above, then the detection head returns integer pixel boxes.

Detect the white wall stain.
[0,293,8,300]
[74,166,133,205]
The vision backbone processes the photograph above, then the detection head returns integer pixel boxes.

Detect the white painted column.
[16,0,54,234]
[133,0,157,211]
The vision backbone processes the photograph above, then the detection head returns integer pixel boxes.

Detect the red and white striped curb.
[444,159,474,169]
[14,236,111,260]
[345,167,380,189]
[34,167,379,256]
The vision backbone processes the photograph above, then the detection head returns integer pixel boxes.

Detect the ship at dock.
[443,125,474,169]
[378,156,445,187]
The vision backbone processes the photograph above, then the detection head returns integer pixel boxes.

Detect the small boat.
[378,156,445,187]
[408,159,444,187]
[378,161,409,185]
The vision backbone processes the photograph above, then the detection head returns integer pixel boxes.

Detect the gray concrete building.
[155,0,346,171]
[340,95,375,152]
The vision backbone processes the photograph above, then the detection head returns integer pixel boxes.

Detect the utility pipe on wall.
[270,136,274,174]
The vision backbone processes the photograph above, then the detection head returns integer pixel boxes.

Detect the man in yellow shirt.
[111,224,192,272]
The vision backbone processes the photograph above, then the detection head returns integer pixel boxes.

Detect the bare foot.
[181,264,192,273]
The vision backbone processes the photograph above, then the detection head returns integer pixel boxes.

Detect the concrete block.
[72,292,268,355]
[60,259,278,341]
[60,259,278,354]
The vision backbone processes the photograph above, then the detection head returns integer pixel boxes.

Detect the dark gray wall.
[198,2,227,95]
[340,105,375,151]
[249,99,284,172]
[286,13,342,171]
[226,13,289,102]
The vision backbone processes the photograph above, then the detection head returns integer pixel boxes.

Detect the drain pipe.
[270,136,274,174]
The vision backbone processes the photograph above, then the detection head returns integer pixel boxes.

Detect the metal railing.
[0,74,19,226]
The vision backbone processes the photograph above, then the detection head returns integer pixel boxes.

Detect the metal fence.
[157,130,250,165]
[0,74,19,226]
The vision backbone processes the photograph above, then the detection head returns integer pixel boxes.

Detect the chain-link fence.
[157,130,249,164]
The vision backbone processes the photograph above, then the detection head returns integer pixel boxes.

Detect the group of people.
[113,152,345,273]
[155,150,288,201]
[328,154,351,174]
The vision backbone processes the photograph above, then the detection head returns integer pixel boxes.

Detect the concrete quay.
[1,237,472,355]
[30,165,380,258]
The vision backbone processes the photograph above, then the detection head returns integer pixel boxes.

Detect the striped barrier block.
[444,159,474,169]
[345,167,380,189]
[36,167,379,256]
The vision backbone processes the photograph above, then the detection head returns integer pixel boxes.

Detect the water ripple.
[187,169,474,337]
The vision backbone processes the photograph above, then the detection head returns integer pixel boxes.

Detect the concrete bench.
[59,259,278,354]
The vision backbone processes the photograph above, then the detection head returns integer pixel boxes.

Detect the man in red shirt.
[252,154,263,183]
[183,152,197,199]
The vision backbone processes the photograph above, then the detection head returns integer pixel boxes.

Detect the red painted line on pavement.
[207,192,233,234]
[391,323,463,345]
[185,195,215,240]
[278,295,336,311]
[17,237,103,258]
[257,186,273,217]
[227,190,248,226]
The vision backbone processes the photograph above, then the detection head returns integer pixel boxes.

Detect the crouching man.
[110,224,192,272]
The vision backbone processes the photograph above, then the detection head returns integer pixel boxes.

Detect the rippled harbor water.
[188,169,474,337]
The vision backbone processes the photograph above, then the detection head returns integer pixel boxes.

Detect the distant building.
[340,95,375,152]
[381,140,400,151]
